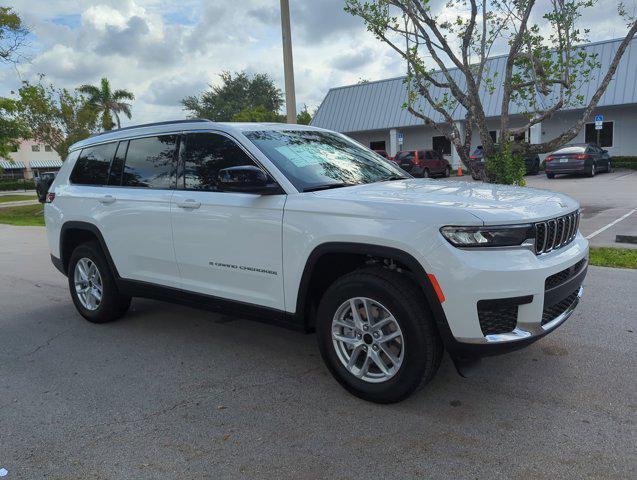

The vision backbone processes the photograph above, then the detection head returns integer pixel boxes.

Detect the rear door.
[98,135,181,288]
[170,131,286,309]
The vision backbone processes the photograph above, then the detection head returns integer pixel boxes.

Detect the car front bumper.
[426,234,589,358]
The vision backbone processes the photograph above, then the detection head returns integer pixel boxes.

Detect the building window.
[489,131,498,143]
[31,144,41,152]
[370,141,386,151]
[432,136,451,155]
[44,145,53,152]
[585,121,613,148]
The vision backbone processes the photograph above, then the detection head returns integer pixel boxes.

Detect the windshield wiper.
[303,182,356,192]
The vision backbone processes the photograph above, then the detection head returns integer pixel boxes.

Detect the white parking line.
[585,209,637,239]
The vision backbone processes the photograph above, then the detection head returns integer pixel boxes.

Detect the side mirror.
[218,165,282,195]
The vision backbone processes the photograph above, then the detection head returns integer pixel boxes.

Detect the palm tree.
[78,77,134,131]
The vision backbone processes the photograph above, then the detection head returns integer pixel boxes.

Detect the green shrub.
[610,156,637,170]
[0,179,35,191]
[484,143,526,186]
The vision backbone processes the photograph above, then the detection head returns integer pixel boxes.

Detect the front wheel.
[546,173,555,179]
[588,162,596,177]
[68,242,131,323]
[444,166,451,178]
[316,267,443,403]
[423,169,430,178]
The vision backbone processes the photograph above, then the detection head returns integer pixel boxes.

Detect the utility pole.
[280,0,297,124]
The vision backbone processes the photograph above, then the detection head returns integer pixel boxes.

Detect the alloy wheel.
[74,258,103,311]
[331,297,404,383]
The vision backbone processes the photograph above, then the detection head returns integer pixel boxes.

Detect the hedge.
[610,156,637,170]
[0,179,35,191]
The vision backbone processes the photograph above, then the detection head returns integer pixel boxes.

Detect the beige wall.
[8,139,62,179]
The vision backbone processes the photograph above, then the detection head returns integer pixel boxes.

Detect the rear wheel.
[316,267,443,403]
[68,242,131,323]
[588,162,596,177]
[607,160,613,173]
[546,173,555,179]
[444,166,451,178]
[423,169,430,178]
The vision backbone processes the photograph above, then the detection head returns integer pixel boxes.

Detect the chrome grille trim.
[534,210,580,255]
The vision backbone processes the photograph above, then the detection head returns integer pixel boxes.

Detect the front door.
[170,131,286,310]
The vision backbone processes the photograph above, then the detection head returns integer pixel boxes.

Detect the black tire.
[316,267,443,403]
[423,169,430,178]
[546,173,555,179]
[587,162,596,177]
[444,166,451,178]
[68,241,131,323]
[607,160,613,173]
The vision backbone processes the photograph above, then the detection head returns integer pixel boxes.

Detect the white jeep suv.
[45,120,588,403]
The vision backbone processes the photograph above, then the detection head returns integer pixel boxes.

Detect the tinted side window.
[182,132,257,191]
[108,141,128,186]
[70,142,117,185]
[122,135,177,189]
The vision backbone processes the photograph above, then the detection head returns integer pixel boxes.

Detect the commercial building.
[311,37,637,167]
[2,139,63,180]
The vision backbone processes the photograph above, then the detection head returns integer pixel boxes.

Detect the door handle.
[177,199,201,209]
[99,195,116,205]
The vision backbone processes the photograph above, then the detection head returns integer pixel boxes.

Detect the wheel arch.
[295,242,452,339]
[60,221,119,277]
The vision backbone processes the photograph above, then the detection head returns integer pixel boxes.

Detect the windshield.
[244,130,409,192]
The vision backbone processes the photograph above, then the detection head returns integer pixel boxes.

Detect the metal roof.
[0,160,26,169]
[312,37,637,133]
[29,159,63,168]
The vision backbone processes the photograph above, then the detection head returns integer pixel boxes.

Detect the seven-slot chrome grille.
[534,211,580,255]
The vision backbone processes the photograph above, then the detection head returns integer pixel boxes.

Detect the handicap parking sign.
[594,114,603,123]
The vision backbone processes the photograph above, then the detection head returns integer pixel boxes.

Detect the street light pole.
[280,0,297,124]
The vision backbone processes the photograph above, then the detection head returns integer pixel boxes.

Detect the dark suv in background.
[545,143,611,178]
[35,172,57,203]
[469,145,540,180]
[394,150,451,178]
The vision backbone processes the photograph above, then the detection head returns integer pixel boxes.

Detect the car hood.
[312,179,579,224]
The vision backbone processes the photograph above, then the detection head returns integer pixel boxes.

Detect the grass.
[589,247,637,269]
[0,204,45,226]
[0,194,37,203]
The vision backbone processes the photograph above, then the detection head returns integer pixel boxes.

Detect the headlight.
[440,225,535,248]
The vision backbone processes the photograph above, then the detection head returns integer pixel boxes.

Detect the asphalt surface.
[0,225,636,479]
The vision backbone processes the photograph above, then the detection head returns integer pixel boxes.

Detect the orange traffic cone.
[457,164,463,176]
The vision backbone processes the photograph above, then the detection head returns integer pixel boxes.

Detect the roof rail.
[90,118,211,138]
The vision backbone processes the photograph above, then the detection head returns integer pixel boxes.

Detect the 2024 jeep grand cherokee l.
[45,120,588,403]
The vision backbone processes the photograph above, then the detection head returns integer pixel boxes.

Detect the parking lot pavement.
[1,224,636,479]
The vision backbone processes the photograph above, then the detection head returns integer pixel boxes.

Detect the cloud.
[3,0,629,128]
[332,48,375,71]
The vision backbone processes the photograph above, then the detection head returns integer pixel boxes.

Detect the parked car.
[545,143,611,178]
[35,172,57,203]
[45,120,588,403]
[469,145,540,180]
[394,149,451,178]
[373,149,392,161]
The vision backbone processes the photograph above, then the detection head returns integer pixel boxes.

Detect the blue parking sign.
[594,114,603,123]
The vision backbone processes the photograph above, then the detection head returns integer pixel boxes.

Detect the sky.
[2,0,634,127]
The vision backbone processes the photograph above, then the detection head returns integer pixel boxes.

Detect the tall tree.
[15,78,100,159]
[78,77,134,131]
[0,97,28,160]
[296,104,313,125]
[0,6,28,65]
[182,71,284,121]
[345,0,637,183]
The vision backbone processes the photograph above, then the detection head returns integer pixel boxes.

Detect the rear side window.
[181,132,257,191]
[70,142,117,185]
[122,135,178,189]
